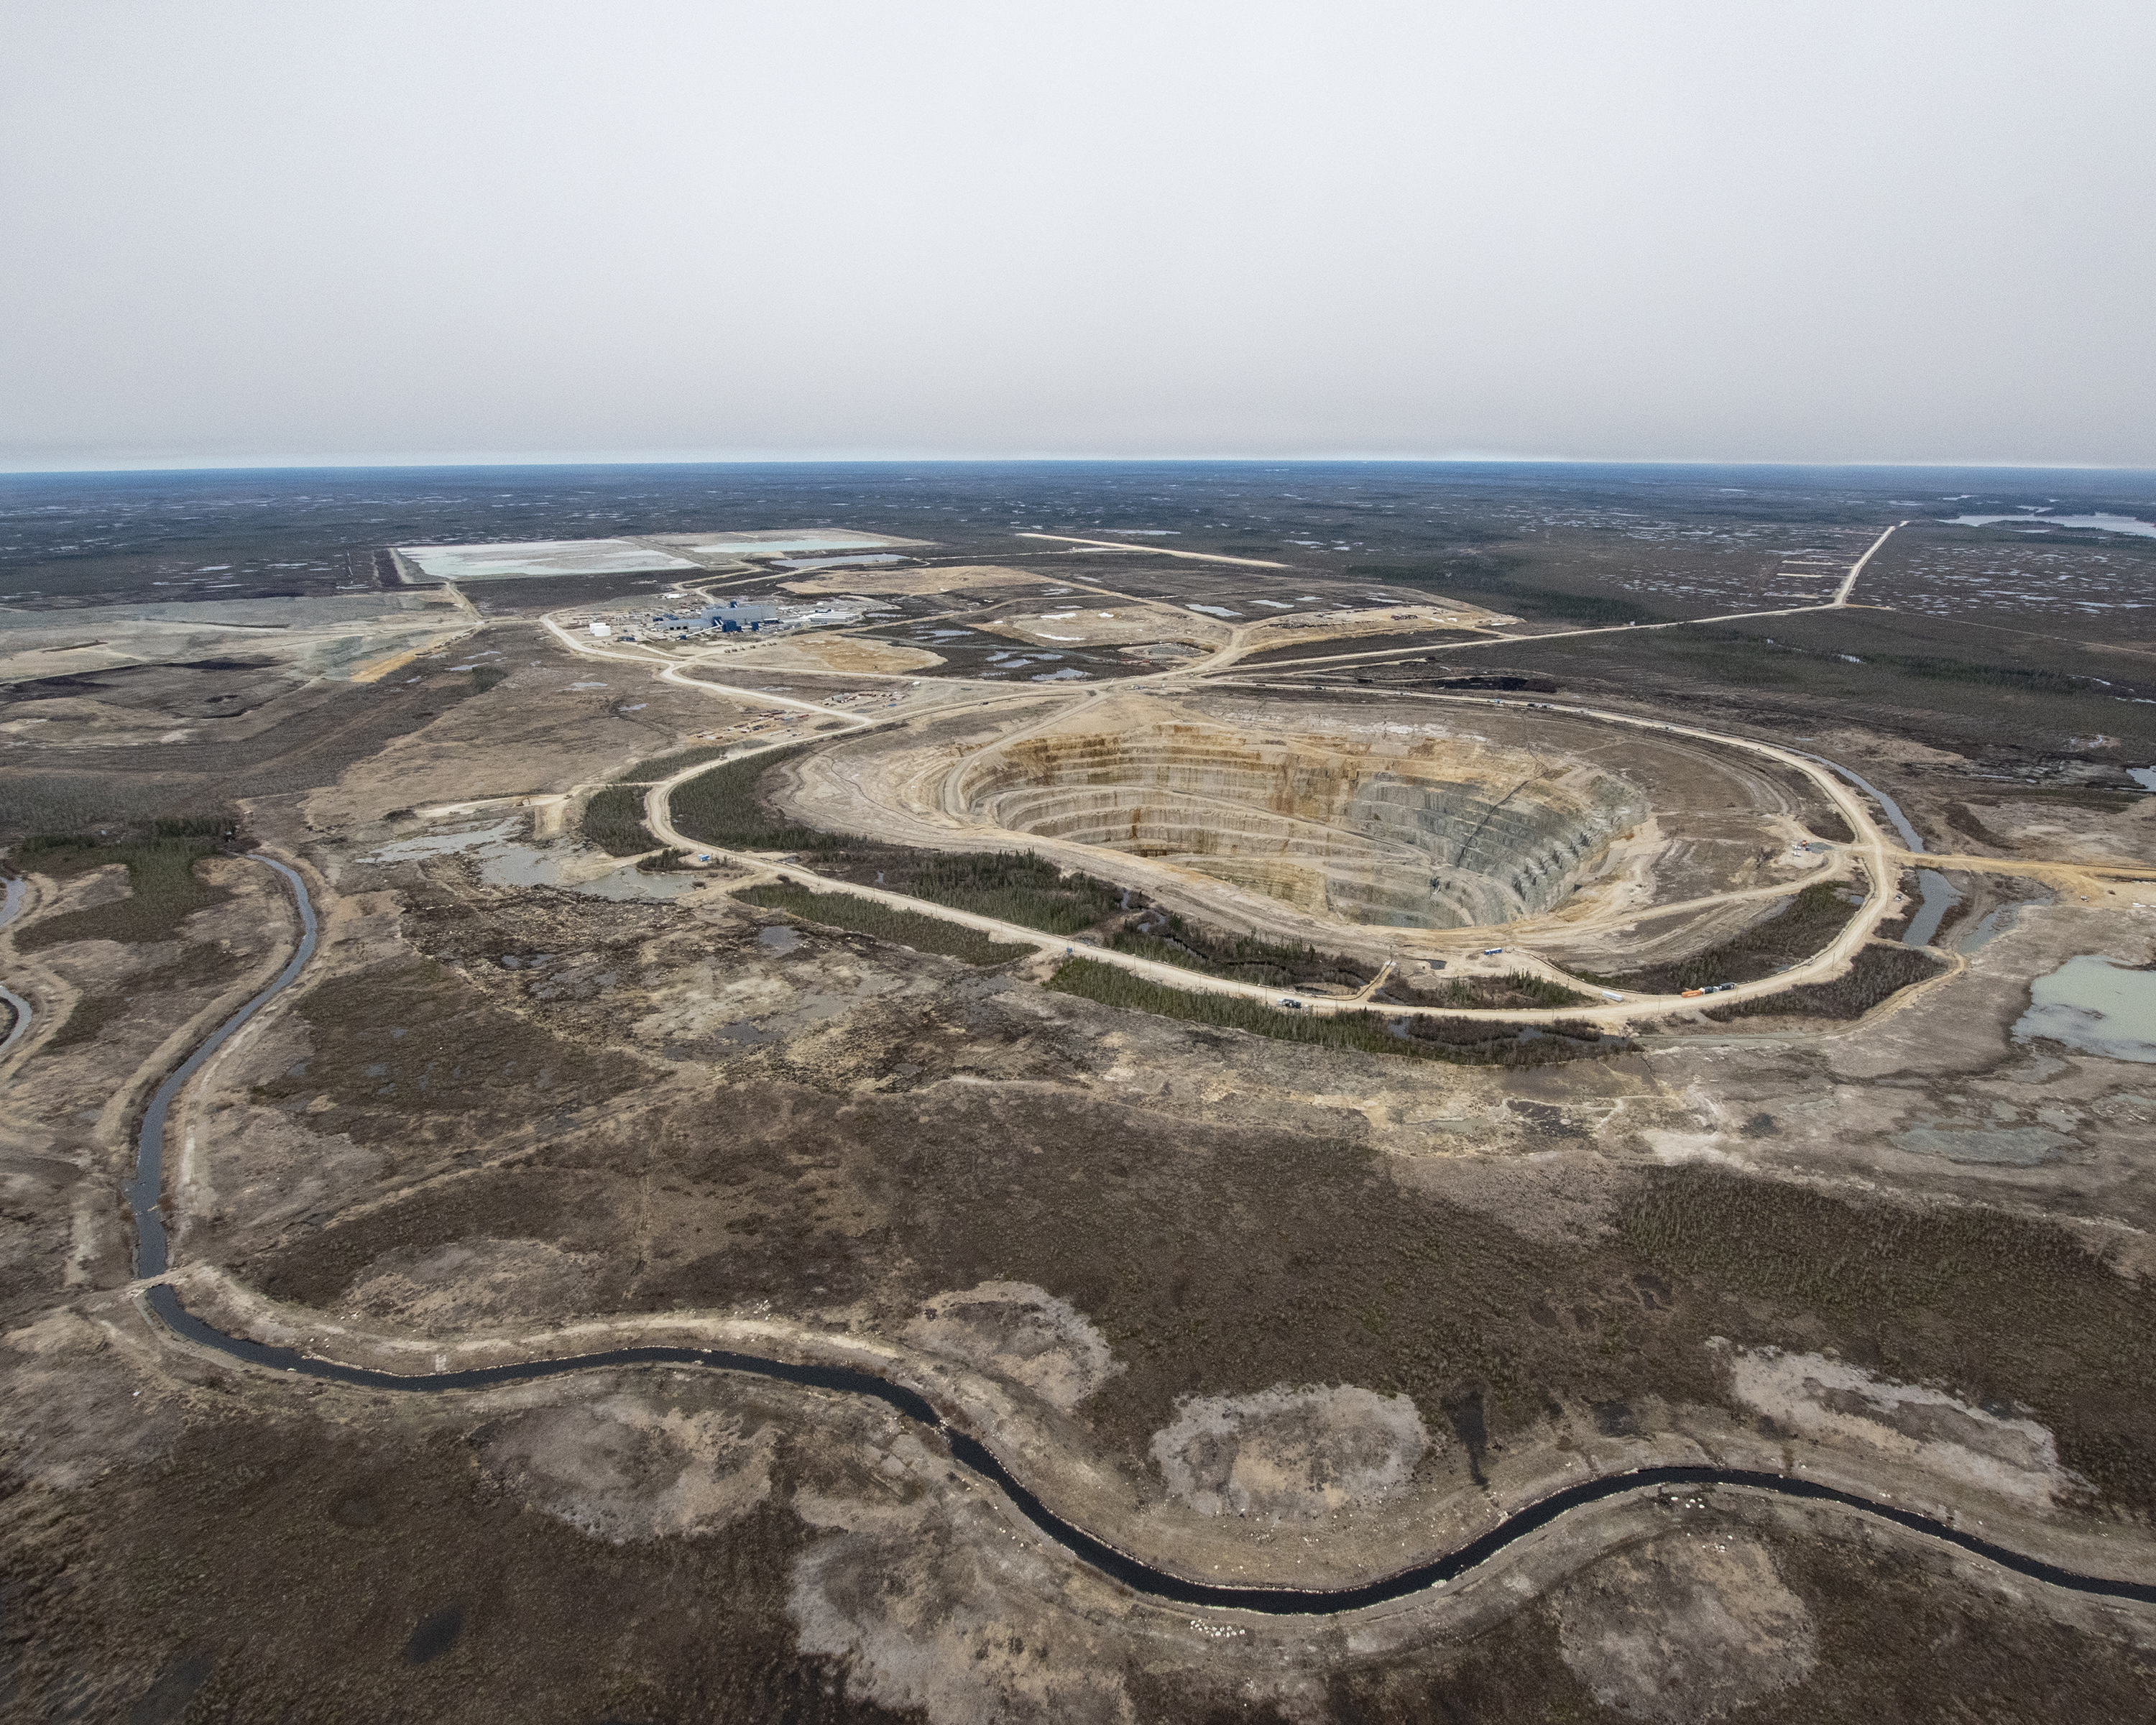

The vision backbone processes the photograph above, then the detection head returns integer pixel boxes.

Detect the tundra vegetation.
[6,465,2155,1721]
[1046,957,1631,1067]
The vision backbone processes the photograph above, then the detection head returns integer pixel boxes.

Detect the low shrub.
[12,832,232,949]
[1047,959,1631,1067]
[742,883,1033,967]
[579,786,655,856]
[1703,942,1946,1021]
[668,747,839,852]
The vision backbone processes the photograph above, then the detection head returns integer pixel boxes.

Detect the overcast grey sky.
[2,1,2150,471]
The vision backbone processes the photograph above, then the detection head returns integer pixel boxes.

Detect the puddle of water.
[2014,954,2156,1062]
[2130,767,2156,793]
[757,926,801,952]
[1895,1125,2065,1166]
[367,826,696,900]
[475,845,586,889]
[570,866,699,901]
[1956,905,2020,952]
[361,819,524,862]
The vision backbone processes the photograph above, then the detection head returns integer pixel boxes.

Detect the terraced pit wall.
[957,722,1646,929]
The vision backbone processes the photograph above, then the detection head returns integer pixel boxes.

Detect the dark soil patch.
[1233,628,1499,668]
[43,941,252,1051]
[254,957,657,1146]
[866,1088,1716,1463]
[0,630,525,840]
[1620,1166,2156,1514]
[1947,800,2013,849]
[1345,555,1665,627]
[241,1166,623,1307]
[2,1393,919,1725]
[1581,882,1862,995]
[208,891,2156,1535]
[1702,942,1947,1021]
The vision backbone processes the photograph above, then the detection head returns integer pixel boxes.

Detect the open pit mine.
[772,689,1834,967]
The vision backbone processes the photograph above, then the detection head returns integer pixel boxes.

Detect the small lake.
[1943,512,2156,539]
[2014,955,2156,1062]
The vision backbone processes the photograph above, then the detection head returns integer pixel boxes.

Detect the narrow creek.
[132,857,2156,1612]
[1,875,32,1061]
[129,854,318,1279]
[1796,751,1962,948]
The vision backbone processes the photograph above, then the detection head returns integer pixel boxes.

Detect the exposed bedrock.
[957,722,1646,929]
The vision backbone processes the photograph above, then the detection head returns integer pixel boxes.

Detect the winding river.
[130,856,2156,1613]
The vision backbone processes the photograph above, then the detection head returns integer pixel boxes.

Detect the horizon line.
[4,452,2155,479]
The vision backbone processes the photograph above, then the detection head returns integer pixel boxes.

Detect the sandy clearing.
[483,1389,778,1542]
[903,1282,1122,1412]
[1247,601,1517,645]
[978,602,1219,649]
[1555,1532,1818,1724]
[1718,1342,2070,1505]
[711,635,946,676]
[1150,1384,1430,1521]
[781,564,1046,597]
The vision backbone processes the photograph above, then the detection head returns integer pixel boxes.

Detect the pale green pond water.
[2014,955,2156,1062]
